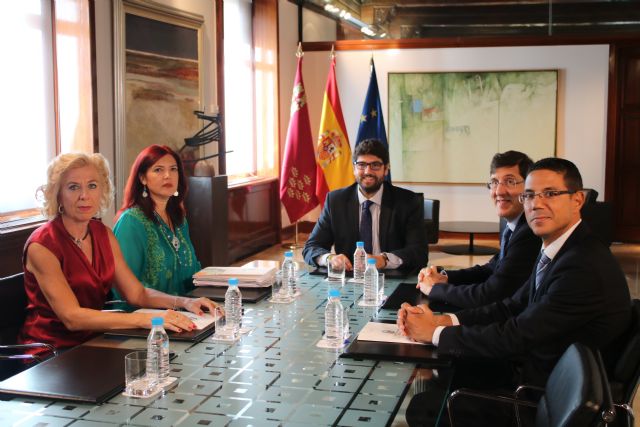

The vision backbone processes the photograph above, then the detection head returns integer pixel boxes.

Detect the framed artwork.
[114,0,204,204]
[388,70,558,184]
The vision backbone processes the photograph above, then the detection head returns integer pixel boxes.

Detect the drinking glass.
[124,351,157,398]
[212,306,237,341]
[327,256,346,283]
[378,272,385,304]
[271,270,293,303]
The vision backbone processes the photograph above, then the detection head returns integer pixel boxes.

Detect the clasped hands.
[329,253,387,270]
[396,302,452,343]
[416,265,448,295]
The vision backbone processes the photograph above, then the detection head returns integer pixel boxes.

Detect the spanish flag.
[315,49,354,205]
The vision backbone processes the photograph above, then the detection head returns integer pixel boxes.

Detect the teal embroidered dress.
[114,207,201,296]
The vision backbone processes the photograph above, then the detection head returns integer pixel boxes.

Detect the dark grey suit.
[438,221,631,385]
[428,215,540,308]
[302,182,428,271]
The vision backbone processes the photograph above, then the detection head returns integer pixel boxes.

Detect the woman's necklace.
[68,227,90,247]
[154,211,180,252]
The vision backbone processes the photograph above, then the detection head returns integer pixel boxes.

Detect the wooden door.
[606,45,640,242]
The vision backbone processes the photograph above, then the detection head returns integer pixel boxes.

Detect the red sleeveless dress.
[19,216,115,352]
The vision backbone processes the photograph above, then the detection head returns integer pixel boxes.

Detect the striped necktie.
[535,251,551,289]
[499,227,513,260]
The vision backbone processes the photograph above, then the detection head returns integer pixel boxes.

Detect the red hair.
[116,145,188,225]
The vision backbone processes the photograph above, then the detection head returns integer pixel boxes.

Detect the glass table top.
[0,272,452,426]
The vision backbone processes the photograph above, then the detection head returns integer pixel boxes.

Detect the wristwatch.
[381,253,389,268]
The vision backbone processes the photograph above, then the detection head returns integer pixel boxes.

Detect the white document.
[134,309,218,330]
[356,322,426,346]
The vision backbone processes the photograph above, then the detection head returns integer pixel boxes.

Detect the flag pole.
[281,220,305,249]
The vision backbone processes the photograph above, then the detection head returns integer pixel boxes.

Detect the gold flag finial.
[330,44,335,60]
[296,42,303,58]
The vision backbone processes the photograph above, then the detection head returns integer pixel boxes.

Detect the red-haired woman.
[114,145,200,296]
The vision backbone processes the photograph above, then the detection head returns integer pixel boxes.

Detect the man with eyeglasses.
[303,138,427,272]
[417,151,540,309]
[398,158,630,391]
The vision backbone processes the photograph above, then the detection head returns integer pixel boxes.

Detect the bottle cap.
[229,278,239,286]
[356,241,364,247]
[285,251,293,257]
[151,317,164,326]
[367,258,376,264]
[328,289,340,297]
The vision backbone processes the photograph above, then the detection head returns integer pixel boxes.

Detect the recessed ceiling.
[300,0,640,40]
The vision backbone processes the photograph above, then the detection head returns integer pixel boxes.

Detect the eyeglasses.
[354,161,384,171]
[486,178,523,189]
[518,190,577,204]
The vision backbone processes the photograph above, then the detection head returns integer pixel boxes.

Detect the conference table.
[0,268,453,427]
[439,221,500,256]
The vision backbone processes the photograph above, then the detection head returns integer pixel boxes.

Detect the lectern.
[186,175,229,266]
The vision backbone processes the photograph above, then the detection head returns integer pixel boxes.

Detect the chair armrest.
[0,342,58,360]
[515,384,545,400]
[447,388,537,427]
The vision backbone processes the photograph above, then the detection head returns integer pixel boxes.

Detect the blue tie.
[499,227,512,260]
[535,251,551,290]
[360,200,373,254]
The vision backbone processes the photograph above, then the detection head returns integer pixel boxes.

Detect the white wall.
[279,39,610,222]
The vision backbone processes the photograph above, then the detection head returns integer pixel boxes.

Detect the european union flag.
[355,58,390,182]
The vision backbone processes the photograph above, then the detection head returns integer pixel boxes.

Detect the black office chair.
[580,189,614,246]
[0,272,57,380]
[607,299,640,426]
[424,198,440,244]
[447,343,612,427]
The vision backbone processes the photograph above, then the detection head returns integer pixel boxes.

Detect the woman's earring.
[142,185,148,198]
[173,190,179,197]
[58,205,64,214]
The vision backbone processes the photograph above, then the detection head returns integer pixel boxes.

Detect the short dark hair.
[529,157,583,192]
[490,150,534,179]
[353,139,389,165]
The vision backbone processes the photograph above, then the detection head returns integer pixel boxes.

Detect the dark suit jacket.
[428,215,540,309]
[438,221,631,385]
[302,182,428,270]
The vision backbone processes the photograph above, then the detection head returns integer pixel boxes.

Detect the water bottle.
[147,317,170,387]
[282,250,297,297]
[363,258,379,305]
[353,241,367,282]
[225,278,243,335]
[324,289,344,345]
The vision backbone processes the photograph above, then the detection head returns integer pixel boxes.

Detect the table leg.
[468,233,475,253]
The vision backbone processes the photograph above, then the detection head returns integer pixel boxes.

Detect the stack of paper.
[193,266,276,288]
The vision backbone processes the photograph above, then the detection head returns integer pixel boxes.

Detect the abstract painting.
[388,70,557,183]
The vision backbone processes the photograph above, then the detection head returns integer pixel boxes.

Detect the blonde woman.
[19,153,217,354]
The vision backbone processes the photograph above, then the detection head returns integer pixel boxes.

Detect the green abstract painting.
[388,71,557,183]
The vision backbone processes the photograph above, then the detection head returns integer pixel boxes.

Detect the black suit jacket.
[302,182,428,270]
[438,221,631,385]
[428,215,540,308]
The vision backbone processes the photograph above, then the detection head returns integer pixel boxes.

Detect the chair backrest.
[423,198,440,244]
[0,272,27,345]
[580,188,613,246]
[536,343,603,427]
[610,299,640,405]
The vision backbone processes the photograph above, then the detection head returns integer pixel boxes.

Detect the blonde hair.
[38,153,114,219]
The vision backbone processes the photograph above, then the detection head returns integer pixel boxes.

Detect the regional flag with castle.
[279,44,318,223]
[315,48,355,205]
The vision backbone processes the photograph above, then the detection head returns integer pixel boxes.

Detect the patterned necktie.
[499,227,513,260]
[535,251,551,290]
[359,200,373,254]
